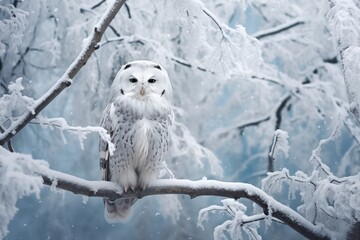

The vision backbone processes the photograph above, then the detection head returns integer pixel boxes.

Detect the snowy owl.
[99,60,174,223]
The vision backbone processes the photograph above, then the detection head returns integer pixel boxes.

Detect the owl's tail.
[104,198,137,223]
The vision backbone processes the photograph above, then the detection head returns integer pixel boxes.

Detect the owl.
[99,60,174,223]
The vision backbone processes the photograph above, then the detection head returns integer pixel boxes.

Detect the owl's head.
[110,60,172,103]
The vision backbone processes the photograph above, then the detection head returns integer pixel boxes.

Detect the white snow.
[0,147,47,239]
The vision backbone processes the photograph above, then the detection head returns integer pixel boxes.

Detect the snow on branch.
[31,116,115,153]
[0,0,126,146]
[327,0,360,124]
[34,165,331,240]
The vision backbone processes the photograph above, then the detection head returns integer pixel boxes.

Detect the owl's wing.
[99,104,112,182]
[100,102,138,222]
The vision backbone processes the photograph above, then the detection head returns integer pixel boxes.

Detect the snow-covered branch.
[36,166,331,240]
[31,116,115,152]
[327,0,360,124]
[0,0,126,145]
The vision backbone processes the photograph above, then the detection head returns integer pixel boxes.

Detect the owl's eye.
[129,77,138,83]
[148,78,156,83]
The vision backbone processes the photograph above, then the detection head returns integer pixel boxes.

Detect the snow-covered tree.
[0,0,359,239]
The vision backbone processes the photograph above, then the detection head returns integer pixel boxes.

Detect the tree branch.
[36,167,331,240]
[0,0,126,146]
[252,19,305,40]
[268,95,291,172]
[326,0,360,125]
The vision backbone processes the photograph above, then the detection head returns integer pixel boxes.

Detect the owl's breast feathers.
[108,95,173,187]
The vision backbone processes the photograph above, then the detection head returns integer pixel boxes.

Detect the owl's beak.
[140,87,145,96]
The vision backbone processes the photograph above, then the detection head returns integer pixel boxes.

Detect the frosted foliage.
[263,169,360,238]
[0,5,28,56]
[33,116,115,153]
[327,0,360,51]
[262,122,360,238]
[0,78,35,129]
[0,147,47,239]
[171,117,223,177]
[198,199,261,240]
[163,0,262,74]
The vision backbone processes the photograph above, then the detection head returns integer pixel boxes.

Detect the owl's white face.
[110,60,172,103]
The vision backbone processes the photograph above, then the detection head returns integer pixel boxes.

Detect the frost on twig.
[0,78,35,131]
[262,123,360,239]
[31,116,115,154]
[201,6,262,74]
[198,199,263,240]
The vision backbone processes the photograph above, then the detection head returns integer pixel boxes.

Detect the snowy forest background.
[1,0,360,239]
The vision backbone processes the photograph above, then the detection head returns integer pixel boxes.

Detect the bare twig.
[124,3,131,19]
[250,74,285,87]
[36,167,331,240]
[252,19,305,40]
[91,0,106,10]
[202,8,228,41]
[0,0,126,146]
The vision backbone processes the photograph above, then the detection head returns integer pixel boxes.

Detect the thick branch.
[0,0,126,145]
[326,0,360,125]
[37,167,331,240]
